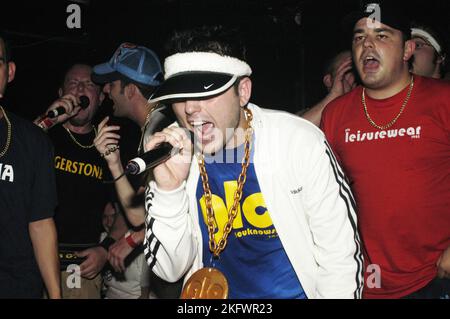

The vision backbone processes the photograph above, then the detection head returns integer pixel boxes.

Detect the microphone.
[125,131,194,176]
[47,95,90,118]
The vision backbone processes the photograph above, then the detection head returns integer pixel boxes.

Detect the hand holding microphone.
[47,95,90,118]
[132,127,194,191]
[35,94,90,130]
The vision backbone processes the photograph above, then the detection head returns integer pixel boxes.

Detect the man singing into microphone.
[142,26,364,299]
[34,63,115,298]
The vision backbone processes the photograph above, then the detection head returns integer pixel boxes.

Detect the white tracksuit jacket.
[143,104,364,299]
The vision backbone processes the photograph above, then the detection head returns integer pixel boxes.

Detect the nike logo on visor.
[204,84,214,90]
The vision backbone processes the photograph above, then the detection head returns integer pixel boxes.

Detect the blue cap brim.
[91,62,117,84]
[93,62,115,76]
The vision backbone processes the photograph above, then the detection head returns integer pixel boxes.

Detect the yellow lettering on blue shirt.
[199,180,275,242]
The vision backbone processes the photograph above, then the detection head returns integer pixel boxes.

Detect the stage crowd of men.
[0,2,448,299]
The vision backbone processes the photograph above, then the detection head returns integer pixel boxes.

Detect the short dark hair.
[60,63,95,88]
[165,25,247,61]
[166,25,248,98]
[0,33,12,62]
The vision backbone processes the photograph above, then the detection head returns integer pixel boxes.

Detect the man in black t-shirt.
[34,63,119,298]
[0,34,60,298]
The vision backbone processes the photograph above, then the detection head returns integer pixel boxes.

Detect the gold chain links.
[197,108,254,258]
[65,126,97,149]
[362,76,414,130]
[0,106,12,158]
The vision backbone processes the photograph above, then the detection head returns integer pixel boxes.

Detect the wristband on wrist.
[99,236,116,251]
[125,231,138,248]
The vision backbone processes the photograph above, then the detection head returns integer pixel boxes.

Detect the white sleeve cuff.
[147,181,188,219]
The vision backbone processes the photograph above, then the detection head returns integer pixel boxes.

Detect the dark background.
[1,0,449,121]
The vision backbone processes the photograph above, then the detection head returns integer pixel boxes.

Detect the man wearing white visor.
[411,23,447,79]
[142,25,363,299]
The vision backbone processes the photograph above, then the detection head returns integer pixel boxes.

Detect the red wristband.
[125,231,138,248]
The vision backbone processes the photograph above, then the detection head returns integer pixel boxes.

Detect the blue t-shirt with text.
[195,141,306,299]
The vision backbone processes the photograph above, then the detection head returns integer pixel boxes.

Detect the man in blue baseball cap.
[92,43,183,298]
[92,42,163,119]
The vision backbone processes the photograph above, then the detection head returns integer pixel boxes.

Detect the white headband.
[164,52,252,79]
[411,28,442,54]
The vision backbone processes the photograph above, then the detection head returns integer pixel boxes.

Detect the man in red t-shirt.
[321,3,450,298]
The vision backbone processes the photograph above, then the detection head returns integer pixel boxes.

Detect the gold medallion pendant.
[181,268,228,299]
[181,107,254,300]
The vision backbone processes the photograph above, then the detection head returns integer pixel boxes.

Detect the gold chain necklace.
[197,108,253,258]
[362,76,414,130]
[65,126,97,149]
[0,106,12,158]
